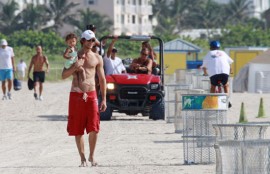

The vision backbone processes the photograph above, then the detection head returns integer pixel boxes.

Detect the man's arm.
[10,47,16,71]
[137,59,153,74]
[96,55,107,112]
[201,58,208,76]
[202,67,208,76]
[11,56,16,72]
[106,37,117,58]
[61,59,84,79]
[27,57,34,78]
[129,59,139,71]
[44,56,50,73]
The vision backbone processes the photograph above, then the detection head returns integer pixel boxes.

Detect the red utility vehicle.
[98,36,165,120]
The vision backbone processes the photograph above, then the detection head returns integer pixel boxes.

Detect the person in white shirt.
[103,37,126,75]
[202,41,233,107]
[0,39,16,100]
[17,59,27,80]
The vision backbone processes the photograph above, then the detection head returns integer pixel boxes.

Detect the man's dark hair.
[112,48,117,53]
[86,24,96,31]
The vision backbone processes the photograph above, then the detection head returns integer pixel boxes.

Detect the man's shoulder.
[133,58,139,62]
[94,52,101,58]
[32,54,37,59]
[7,46,13,51]
[115,57,123,61]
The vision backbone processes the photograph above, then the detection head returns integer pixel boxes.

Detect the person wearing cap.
[202,41,233,107]
[0,39,16,100]
[86,24,105,55]
[62,29,107,167]
[86,24,100,48]
[27,45,50,101]
[103,37,126,75]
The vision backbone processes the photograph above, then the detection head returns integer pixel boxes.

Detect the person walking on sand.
[17,59,27,80]
[62,30,107,167]
[27,45,49,101]
[0,39,16,100]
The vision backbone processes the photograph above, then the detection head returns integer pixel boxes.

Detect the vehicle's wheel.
[142,112,149,116]
[149,99,165,120]
[100,103,112,120]
[126,111,139,115]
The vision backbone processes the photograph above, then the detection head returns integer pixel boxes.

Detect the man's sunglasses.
[141,52,148,56]
[86,38,96,42]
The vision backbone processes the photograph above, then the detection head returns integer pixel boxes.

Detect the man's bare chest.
[33,56,45,64]
[83,57,98,68]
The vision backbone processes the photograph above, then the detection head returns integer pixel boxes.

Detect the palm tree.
[152,0,208,35]
[189,0,225,28]
[169,0,194,32]
[224,0,253,25]
[16,3,50,31]
[0,0,19,34]
[46,0,79,33]
[151,0,177,35]
[69,8,113,37]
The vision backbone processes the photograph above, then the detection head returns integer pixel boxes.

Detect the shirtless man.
[27,45,49,101]
[62,30,107,167]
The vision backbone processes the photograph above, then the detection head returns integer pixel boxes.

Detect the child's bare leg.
[78,67,86,83]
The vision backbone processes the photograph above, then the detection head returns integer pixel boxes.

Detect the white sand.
[1,81,270,174]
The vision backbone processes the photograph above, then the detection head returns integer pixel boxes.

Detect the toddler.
[63,33,85,83]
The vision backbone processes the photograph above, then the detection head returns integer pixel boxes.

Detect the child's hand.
[74,59,85,69]
[78,66,84,72]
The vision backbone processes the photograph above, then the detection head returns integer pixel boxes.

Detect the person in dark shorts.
[33,71,45,83]
[27,46,49,101]
[202,41,233,107]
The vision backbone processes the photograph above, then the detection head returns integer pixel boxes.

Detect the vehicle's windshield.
[100,37,161,75]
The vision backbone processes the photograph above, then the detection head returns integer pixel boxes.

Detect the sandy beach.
[1,81,270,174]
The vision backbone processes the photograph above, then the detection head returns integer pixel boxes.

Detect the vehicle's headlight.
[150,84,159,90]
[107,83,115,90]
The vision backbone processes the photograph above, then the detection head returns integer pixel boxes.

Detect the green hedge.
[8,30,66,54]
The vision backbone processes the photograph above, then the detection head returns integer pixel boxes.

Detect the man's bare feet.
[88,158,98,167]
[79,160,88,167]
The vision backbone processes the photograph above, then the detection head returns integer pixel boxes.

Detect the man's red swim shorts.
[67,91,100,136]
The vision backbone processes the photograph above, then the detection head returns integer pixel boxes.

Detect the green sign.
[182,95,227,110]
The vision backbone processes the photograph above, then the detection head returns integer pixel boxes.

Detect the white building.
[70,0,154,35]
[1,0,154,35]
[214,0,270,19]
[1,0,49,14]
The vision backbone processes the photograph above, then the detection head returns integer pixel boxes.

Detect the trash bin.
[164,84,191,123]
[182,94,228,164]
[213,123,270,174]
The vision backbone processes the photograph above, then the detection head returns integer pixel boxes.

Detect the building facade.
[71,0,154,35]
